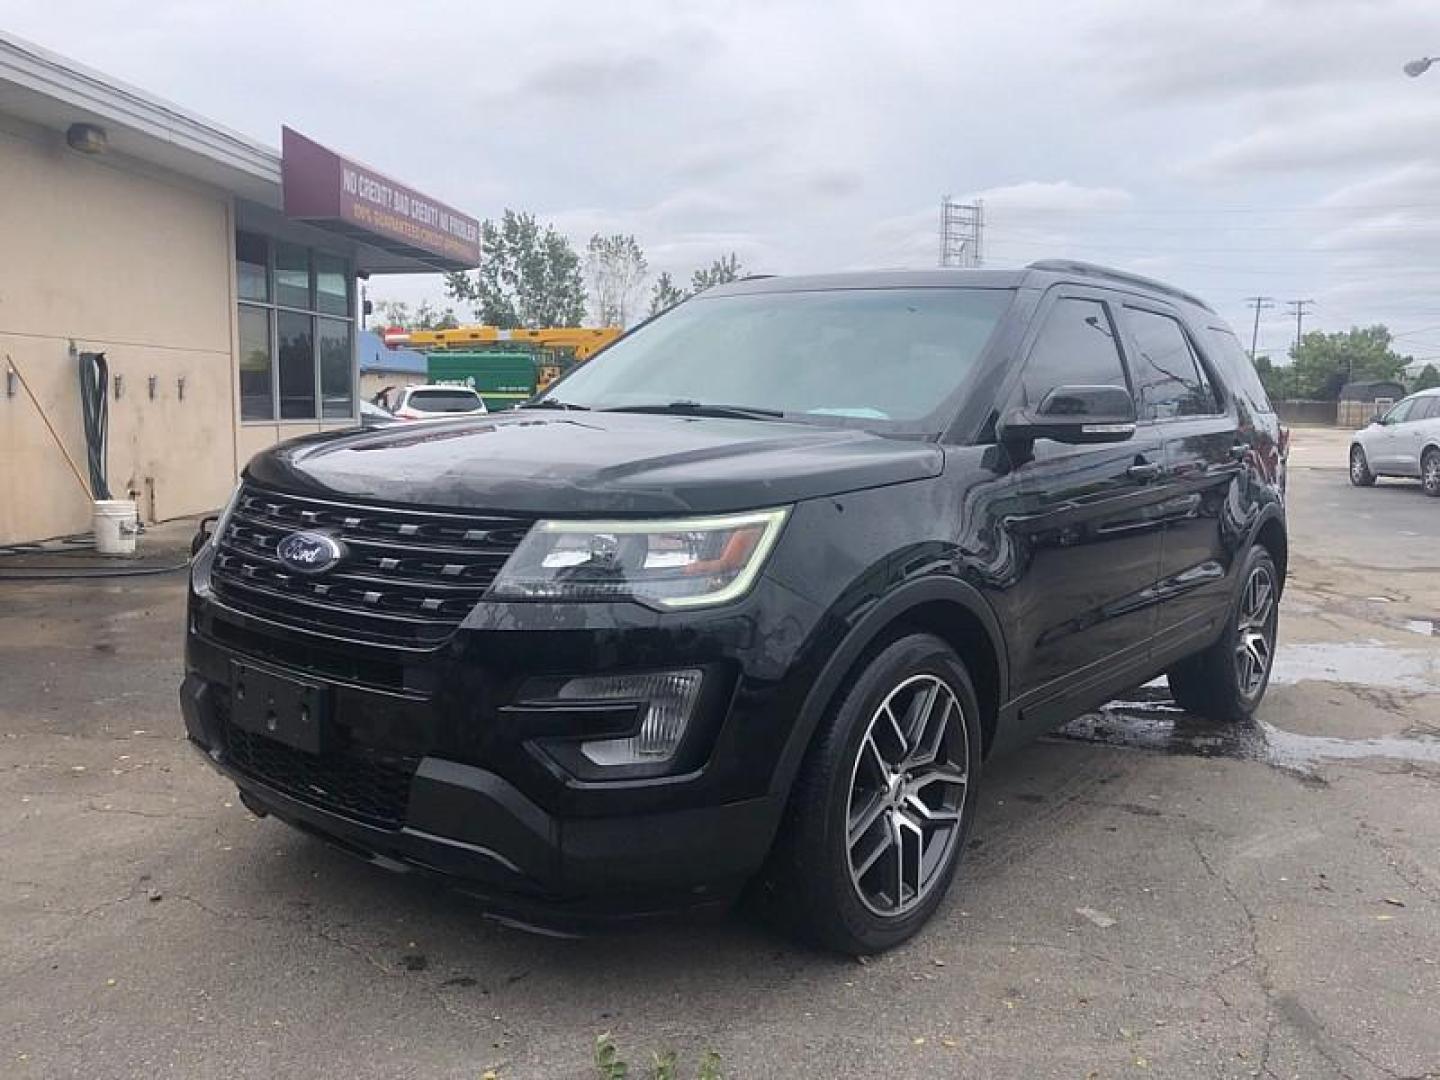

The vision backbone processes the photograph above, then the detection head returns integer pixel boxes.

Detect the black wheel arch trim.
[769,574,1010,802]
[1245,503,1288,588]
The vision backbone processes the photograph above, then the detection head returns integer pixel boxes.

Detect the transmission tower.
[939,197,984,267]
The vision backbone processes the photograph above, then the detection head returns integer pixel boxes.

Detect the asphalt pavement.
[2,426,1437,1079]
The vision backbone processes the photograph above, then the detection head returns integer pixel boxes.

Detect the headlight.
[489,507,789,609]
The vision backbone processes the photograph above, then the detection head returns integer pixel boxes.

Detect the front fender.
[767,572,1009,801]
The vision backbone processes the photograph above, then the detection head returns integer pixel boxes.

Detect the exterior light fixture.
[65,122,108,154]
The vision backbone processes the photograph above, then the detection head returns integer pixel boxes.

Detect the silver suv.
[1349,388,1440,497]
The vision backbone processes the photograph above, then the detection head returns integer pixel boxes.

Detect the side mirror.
[998,384,1137,446]
[1371,412,1385,426]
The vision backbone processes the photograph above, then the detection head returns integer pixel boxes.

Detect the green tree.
[1413,363,1440,392]
[689,252,743,294]
[1288,325,1409,401]
[444,210,586,328]
[372,299,459,331]
[647,271,687,317]
[585,233,649,327]
[645,254,748,317]
[374,299,411,328]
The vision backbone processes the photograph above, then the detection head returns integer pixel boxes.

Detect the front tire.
[1168,547,1280,723]
[1350,445,1376,486]
[772,633,981,954]
[1423,448,1440,498]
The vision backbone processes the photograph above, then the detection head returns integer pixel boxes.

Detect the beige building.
[0,33,478,545]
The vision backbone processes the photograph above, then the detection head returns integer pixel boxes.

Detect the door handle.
[1127,461,1164,482]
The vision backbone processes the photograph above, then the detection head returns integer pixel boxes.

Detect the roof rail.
[1026,259,1214,313]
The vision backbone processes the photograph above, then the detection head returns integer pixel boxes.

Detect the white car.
[1349,387,1440,497]
[389,385,488,421]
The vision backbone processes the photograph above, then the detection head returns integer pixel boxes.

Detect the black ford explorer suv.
[182,261,1287,954]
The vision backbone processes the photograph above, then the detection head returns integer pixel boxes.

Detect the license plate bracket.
[229,660,328,754]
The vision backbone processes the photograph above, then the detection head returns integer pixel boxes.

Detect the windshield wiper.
[601,400,785,421]
[521,398,590,411]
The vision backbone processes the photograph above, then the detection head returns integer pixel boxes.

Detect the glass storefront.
[236,232,355,422]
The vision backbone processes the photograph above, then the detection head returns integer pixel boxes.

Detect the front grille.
[222,717,418,830]
[210,485,533,649]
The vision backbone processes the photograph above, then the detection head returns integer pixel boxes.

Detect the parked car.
[389,384,488,420]
[182,261,1287,954]
[1349,388,1440,497]
[359,400,398,428]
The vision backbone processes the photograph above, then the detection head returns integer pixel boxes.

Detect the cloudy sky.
[5,0,1440,361]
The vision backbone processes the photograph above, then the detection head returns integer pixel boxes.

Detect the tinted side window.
[1384,399,1415,423]
[1018,298,1128,408]
[1124,308,1217,420]
[1409,397,1437,421]
[1205,326,1274,416]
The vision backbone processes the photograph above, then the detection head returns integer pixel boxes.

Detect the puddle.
[1268,642,1439,692]
[1053,685,1440,775]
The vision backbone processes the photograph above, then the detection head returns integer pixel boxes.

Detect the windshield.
[547,287,1014,434]
[407,389,482,413]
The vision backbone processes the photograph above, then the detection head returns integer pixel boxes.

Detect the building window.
[277,310,316,419]
[236,231,355,422]
[238,306,273,420]
[318,317,354,418]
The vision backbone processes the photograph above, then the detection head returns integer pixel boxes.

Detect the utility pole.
[1286,299,1315,355]
[1245,296,1274,359]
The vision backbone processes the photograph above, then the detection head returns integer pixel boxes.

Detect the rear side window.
[1204,326,1274,416]
[1017,298,1128,407]
[1123,308,1218,420]
[1411,397,1438,421]
[407,389,482,413]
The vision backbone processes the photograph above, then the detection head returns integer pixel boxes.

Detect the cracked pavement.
[2,426,1438,1079]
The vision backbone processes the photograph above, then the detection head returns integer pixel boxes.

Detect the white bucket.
[93,499,140,556]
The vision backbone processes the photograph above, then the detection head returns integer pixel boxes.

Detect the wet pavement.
[2,428,1439,1079]
[1057,685,1440,775]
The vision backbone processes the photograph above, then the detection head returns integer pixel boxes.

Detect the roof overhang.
[0,32,481,276]
[0,30,281,204]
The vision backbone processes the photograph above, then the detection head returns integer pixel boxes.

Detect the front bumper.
[181,671,779,923]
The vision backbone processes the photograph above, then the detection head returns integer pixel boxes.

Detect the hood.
[244,411,943,515]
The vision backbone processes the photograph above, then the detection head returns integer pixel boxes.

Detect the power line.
[989,232,1440,257]
[973,200,1440,218]
[1245,297,1275,359]
[1391,323,1440,339]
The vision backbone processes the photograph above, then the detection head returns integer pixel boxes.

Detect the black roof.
[1339,380,1408,401]
[708,260,1215,313]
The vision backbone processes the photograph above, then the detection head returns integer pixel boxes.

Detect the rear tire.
[1349,445,1376,487]
[1168,547,1280,723]
[770,633,981,955]
[1423,448,1440,498]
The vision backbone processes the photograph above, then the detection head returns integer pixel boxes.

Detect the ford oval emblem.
[275,530,344,575]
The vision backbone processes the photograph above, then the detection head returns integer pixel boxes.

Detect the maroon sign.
[282,127,481,269]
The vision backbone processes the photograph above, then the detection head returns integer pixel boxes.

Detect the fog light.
[557,669,703,766]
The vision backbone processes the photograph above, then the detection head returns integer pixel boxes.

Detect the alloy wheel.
[1234,564,1277,699]
[844,674,969,918]
[1350,447,1368,484]
[1424,452,1440,496]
